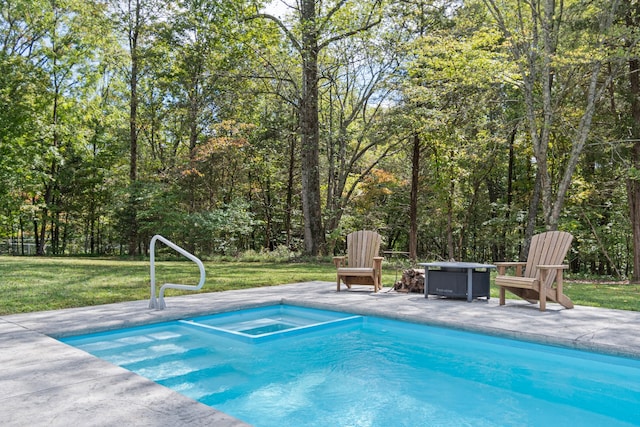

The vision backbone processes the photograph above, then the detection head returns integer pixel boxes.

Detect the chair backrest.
[525,231,573,285]
[347,230,381,268]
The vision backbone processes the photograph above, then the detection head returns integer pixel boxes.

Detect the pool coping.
[2,281,640,426]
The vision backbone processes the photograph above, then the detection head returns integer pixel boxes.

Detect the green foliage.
[185,199,257,255]
[0,0,638,280]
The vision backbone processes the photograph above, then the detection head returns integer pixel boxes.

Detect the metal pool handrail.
[149,234,206,310]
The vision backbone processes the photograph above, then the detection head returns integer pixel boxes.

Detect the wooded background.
[1,0,639,280]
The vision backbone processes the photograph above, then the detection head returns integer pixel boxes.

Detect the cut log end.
[393,268,425,293]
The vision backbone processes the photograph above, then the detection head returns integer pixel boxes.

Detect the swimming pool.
[61,304,640,426]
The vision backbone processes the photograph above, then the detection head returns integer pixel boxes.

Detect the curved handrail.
[149,235,206,310]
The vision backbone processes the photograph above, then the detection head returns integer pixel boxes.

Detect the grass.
[0,256,639,315]
[0,256,343,315]
[562,281,640,312]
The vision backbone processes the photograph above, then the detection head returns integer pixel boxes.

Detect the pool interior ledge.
[2,280,640,426]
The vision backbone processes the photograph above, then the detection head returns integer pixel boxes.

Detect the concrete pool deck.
[2,281,640,426]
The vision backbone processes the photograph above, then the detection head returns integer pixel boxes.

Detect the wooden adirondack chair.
[495,231,574,311]
[333,230,383,292]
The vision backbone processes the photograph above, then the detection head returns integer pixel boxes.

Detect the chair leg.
[555,270,573,309]
[337,275,341,292]
[539,284,546,311]
[499,287,506,306]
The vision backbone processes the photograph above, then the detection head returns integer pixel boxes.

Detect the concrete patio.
[2,281,640,426]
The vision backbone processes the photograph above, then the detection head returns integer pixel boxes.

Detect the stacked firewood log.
[393,268,425,293]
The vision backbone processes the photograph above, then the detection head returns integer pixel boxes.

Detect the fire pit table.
[419,262,496,302]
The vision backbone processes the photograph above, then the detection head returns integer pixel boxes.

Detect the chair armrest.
[333,256,346,268]
[537,265,569,292]
[494,261,526,276]
[536,264,569,270]
[494,262,526,267]
[537,265,569,288]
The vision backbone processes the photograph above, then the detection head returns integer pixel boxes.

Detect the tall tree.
[484,0,622,232]
[0,0,48,244]
[320,32,400,244]
[621,0,640,281]
[385,0,454,260]
[23,0,111,255]
[252,0,383,255]
[107,0,156,254]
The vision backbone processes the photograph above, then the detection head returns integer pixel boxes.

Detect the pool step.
[121,346,222,377]
[179,314,363,343]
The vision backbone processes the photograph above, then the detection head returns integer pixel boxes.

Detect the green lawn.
[0,256,342,315]
[0,256,639,315]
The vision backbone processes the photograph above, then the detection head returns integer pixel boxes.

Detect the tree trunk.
[522,171,542,260]
[630,170,640,282]
[285,125,296,249]
[127,0,141,256]
[299,0,325,255]
[19,216,24,256]
[409,133,420,260]
[446,151,455,260]
[492,125,517,262]
[627,62,640,282]
[38,57,62,256]
[32,202,39,256]
[37,195,49,256]
[626,0,640,283]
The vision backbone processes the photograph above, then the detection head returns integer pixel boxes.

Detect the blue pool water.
[61,305,640,427]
